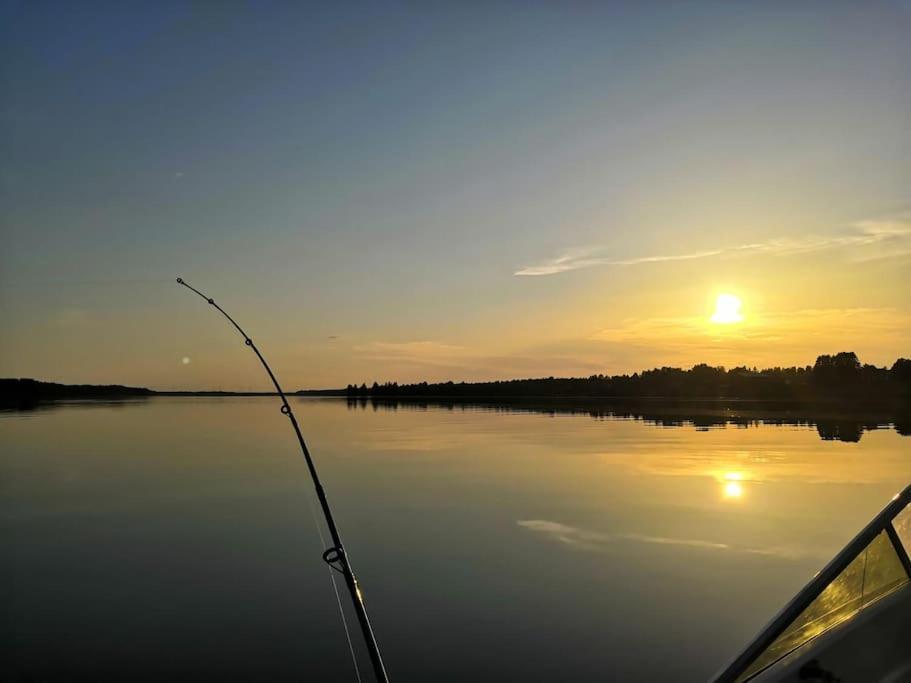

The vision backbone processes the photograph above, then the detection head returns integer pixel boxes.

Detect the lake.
[2,397,909,682]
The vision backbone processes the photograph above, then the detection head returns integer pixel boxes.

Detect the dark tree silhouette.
[892,358,911,384]
[351,352,910,405]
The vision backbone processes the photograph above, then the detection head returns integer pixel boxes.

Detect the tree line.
[345,352,911,403]
[0,378,154,408]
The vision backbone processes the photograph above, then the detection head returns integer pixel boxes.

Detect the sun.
[711,293,743,324]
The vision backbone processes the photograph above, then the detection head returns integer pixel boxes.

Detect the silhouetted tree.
[892,358,911,383]
[348,352,908,406]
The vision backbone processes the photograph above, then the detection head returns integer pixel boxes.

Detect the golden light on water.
[721,472,745,500]
[723,481,744,499]
[710,293,744,324]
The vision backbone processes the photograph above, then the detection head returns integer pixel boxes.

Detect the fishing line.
[176,278,388,683]
[303,478,363,683]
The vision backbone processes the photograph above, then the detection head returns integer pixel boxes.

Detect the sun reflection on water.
[721,472,745,500]
[723,480,744,499]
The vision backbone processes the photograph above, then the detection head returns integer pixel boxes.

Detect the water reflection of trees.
[347,396,908,443]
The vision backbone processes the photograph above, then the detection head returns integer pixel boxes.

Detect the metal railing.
[711,483,911,683]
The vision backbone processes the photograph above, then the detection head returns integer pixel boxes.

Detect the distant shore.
[4,382,909,407]
[4,350,910,415]
[4,378,909,444]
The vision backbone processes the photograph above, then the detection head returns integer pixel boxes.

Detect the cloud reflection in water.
[518,519,808,559]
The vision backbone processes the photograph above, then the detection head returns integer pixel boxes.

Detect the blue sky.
[2,1,909,389]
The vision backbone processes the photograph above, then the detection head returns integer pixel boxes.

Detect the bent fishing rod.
[176,277,389,683]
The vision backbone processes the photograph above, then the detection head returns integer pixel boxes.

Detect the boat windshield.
[717,488,911,682]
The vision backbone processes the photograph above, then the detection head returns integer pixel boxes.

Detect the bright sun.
[710,293,743,324]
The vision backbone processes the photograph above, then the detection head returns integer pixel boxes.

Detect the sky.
[2,1,910,391]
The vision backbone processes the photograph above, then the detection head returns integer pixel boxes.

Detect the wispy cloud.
[607,249,725,266]
[517,519,806,559]
[513,247,612,276]
[587,306,911,372]
[590,307,910,346]
[51,308,91,328]
[352,341,472,367]
[515,217,911,276]
[518,519,730,551]
[347,303,909,383]
[351,339,617,382]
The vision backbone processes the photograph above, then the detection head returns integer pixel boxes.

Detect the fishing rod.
[176,277,389,683]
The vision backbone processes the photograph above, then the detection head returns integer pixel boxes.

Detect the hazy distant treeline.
[346,352,911,403]
[0,378,153,407]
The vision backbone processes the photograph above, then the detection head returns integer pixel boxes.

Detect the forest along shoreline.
[3,352,910,443]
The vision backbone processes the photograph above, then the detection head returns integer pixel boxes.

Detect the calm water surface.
[2,398,909,681]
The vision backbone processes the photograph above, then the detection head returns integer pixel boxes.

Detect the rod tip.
[176,277,184,284]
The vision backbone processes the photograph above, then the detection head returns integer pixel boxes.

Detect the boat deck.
[754,584,911,682]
